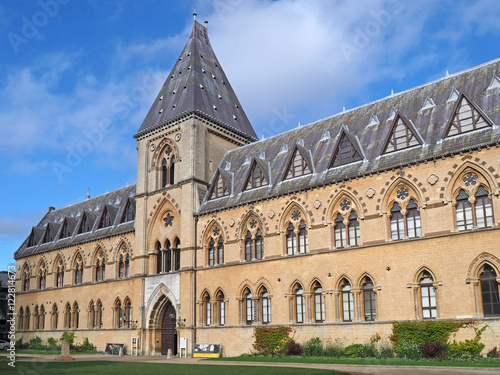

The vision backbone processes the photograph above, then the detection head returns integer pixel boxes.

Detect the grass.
[0,360,350,375]
[209,355,500,368]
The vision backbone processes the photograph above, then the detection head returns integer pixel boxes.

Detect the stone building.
[14,18,500,356]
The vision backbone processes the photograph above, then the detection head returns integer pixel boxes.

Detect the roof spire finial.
[193,9,197,21]
[86,188,90,200]
[204,17,208,27]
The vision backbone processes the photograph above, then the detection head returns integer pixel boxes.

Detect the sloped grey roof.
[15,185,136,259]
[199,58,500,214]
[135,21,258,141]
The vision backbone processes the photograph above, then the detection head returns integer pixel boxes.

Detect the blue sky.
[1,0,500,271]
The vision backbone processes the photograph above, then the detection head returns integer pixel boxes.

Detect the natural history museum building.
[14,18,500,356]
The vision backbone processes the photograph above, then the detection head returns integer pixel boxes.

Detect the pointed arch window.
[74,255,84,285]
[100,208,112,228]
[118,253,130,278]
[216,291,226,326]
[161,147,176,188]
[286,220,308,255]
[25,306,30,330]
[115,299,123,328]
[420,272,437,319]
[64,303,71,329]
[456,186,493,231]
[22,267,30,292]
[245,230,264,261]
[122,199,135,222]
[72,302,79,329]
[445,93,493,137]
[341,280,354,322]
[390,199,421,240]
[34,306,40,330]
[51,304,58,330]
[56,258,64,287]
[334,213,346,248]
[95,253,105,282]
[38,264,46,290]
[480,265,500,316]
[61,220,71,238]
[313,283,325,323]
[43,225,53,243]
[295,285,305,323]
[362,278,376,321]
[79,213,91,234]
[330,132,362,167]
[245,161,268,190]
[124,298,132,328]
[245,290,255,325]
[18,307,24,331]
[203,293,211,326]
[285,148,311,180]
[261,288,271,324]
[208,236,224,266]
[155,241,162,274]
[383,114,421,153]
[174,238,181,271]
[96,300,103,328]
[89,301,95,329]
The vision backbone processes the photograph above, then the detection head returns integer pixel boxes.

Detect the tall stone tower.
[133,16,257,355]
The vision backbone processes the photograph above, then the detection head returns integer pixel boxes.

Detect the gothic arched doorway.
[161,303,177,355]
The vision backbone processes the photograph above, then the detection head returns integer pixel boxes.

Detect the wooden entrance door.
[161,304,177,355]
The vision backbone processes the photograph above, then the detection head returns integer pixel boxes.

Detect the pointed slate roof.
[15,185,136,259]
[199,58,500,215]
[135,20,258,141]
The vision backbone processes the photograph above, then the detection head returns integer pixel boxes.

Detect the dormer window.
[209,172,229,200]
[443,92,493,138]
[330,132,363,168]
[244,161,268,190]
[383,113,422,154]
[284,148,311,180]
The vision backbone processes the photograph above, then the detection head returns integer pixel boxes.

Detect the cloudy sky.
[1,0,500,271]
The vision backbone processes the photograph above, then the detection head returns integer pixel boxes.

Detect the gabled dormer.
[244,159,269,191]
[77,211,95,235]
[382,112,423,154]
[208,170,231,200]
[283,145,313,180]
[120,198,135,223]
[329,126,364,168]
[443,92,493,138]
[97,205,117,229]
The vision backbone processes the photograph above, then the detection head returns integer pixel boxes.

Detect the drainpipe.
[193,215,198,349]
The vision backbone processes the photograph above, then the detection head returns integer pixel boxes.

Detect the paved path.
[15,354,500,375]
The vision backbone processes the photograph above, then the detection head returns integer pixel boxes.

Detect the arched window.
[118,253,130,278]
[124,298,132,328]
[72,302,79,329]
[295,285,305,323]
[22,266,29,292]
[56,258,64,287]
[479,265,500,316]
[475,186,493,228]
[217,237,224,265]
[203,293,211,326]
[74,254,83,285]
[244,228,264,261]
[39,305,45,330]
[261,288,271,324]
[362,277,376,321]
[420,272,437,319]
[96,300,103,328]
[245,289,255,325]
[216,291,226,326]
[124,254,130,277]
[89,301,95,329]
[34,306,39,330]
[155,241,162,274]
[161,147,176,188]
[341,280,354,322]
[390,199,421,240]
[64,303,71,329]
[51,304,58,330]
[38,263,46,290]
[348,211,360,246]
[161,159,168,187]
[456,189,473,230]
[18,307,24,331]
[334,213,346,248]
[25,306,30,330]
[174,238,181,271]
[208,235,224,266]
[286,220,308,255]
[208,238,216,266]
[115,299,123,328]
[170,155,175,185]
[286,223,296,254]
[95,255,105,282]
[313,283,325,323]
[158,240,172,273]
[245,231,252,261]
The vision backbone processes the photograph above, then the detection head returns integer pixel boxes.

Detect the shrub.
[79,337,96,352]
[391,321,463,350]
[362,343,378,358]
[344,343,365,358]
[421,341,446,359]
[446,325,487,360]
[15,337,29,349]
[487,346,500,358]
[395,339,421,360]
[29,336,44,350]
[303,337,324,357]
[61,331,75,345]
[286,339,303,356]
[252,326,292,355]
[324,344,344,358]
[377,344,395,359]
[47,337,60,350]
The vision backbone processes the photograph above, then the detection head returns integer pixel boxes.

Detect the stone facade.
[14,19,500,357]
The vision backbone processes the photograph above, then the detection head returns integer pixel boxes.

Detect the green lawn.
[0,360,349,375]
[210,355,500,368]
